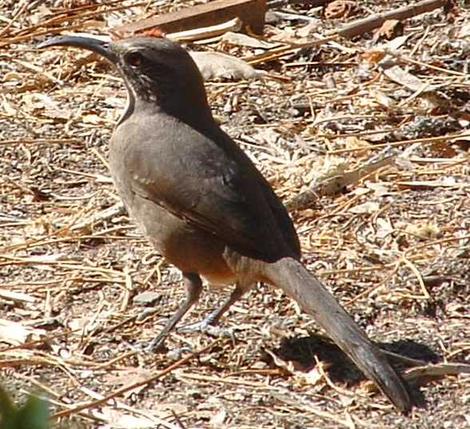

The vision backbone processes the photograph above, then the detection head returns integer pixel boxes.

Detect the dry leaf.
[324,1,357,19]
[344,136,373,150]
[221,31,276,49]
[0,319,45,345]
[458,22,470,38]
[105,367,154,388]
[99,408,156,429]
[361,50,386,64]
[371,90,396,109]
[297,367,323,386]
[189,52,262,81]
[22,93,70,119]
[209,408,227,428]
[3,71,22,82]
[405,222,440,240]
[296,20,322,39]
[349,201,380,214]
[375,216,395,239]
[82,113,105,124]
[23,216,55,237]
[376,19,404,41]
[366,182,391,197]
[0,290,37,304]
[266,349,323,387]
[141,28,166,38]
[29,4,53,25]
[385,34,410,50]
[382,65,430,92]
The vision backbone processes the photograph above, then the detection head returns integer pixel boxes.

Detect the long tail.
[262,257,413,413]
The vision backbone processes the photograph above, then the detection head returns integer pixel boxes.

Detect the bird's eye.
[125,52,143,67]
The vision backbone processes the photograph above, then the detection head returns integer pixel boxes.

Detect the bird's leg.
[178,281,253,334]
[204,282,252,326]
[147,272,202,351]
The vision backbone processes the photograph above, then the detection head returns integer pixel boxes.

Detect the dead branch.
[328,0,448,39]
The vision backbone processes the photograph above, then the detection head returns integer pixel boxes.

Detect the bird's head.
[38,35,212,128]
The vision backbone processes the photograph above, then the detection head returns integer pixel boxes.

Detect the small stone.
[133,291,161,306]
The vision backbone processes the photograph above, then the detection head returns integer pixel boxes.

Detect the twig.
[5,2,147,39]
[51,340,221,419]
[0,138,81,146]
[405,363,469,383]
[273,390,356,428]
[0,0,29,37]
[380,349,428,367]
[326,132,470,154]
[69,202,125,232]
[244,36,338,66]
[167,17,242,42]
[401,255,432,300]
[327,0,448,39]
[364,362,470,392]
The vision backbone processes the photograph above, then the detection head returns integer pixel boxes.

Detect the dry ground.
[1,1,469,428]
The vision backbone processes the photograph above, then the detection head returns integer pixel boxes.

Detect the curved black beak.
[38,35,118,64]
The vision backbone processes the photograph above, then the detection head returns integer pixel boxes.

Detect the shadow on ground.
[266,335,443,406]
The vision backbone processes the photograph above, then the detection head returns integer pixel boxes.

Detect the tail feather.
[263,257,413,413]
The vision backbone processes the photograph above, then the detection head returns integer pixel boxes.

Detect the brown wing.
[121,118,300,262]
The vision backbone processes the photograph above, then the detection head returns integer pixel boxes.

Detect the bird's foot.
[145,336,192,358]
[146,334,168,353]
[178,319,234,339]
[136,307,159,322]
[177,318,215,334]
[166,347,193,361]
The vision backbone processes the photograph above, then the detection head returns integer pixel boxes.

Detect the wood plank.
[114,0,267,36]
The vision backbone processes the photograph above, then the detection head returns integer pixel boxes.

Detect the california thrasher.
[38,35,413,412]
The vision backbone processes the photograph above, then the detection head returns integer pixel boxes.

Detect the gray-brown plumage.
[38,35,413,412]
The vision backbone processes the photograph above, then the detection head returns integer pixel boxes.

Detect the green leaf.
[10,395,49,429]
[0,385,17,426]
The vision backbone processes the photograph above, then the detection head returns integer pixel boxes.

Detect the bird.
[38,35,413,412]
